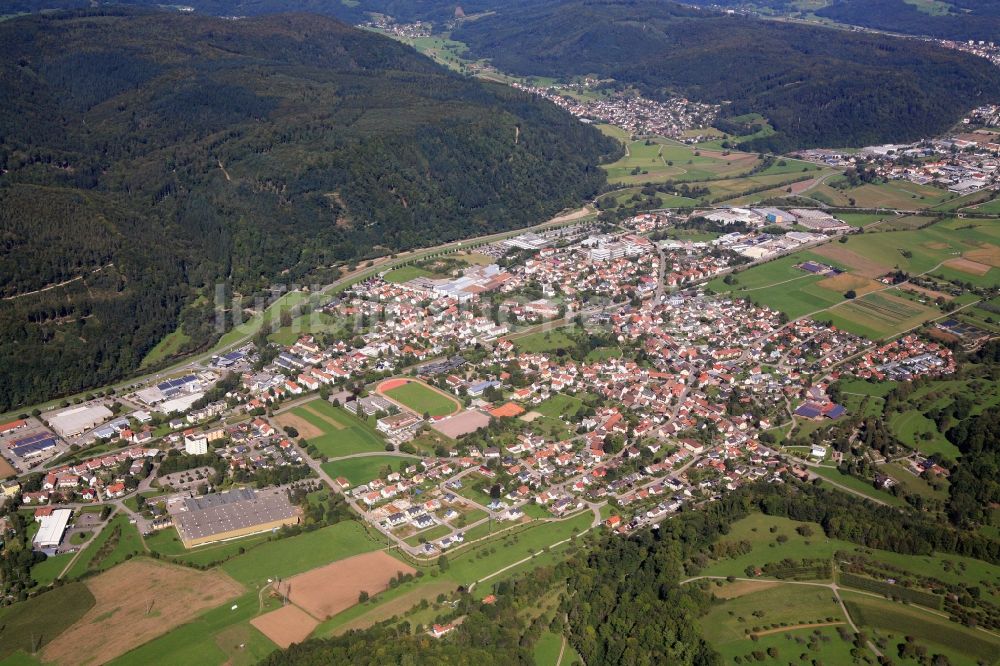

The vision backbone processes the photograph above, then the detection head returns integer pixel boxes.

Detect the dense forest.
[0,0,487,23]
[0,8,618,411]
[453,0,1000,152]
[681,0,1000,42]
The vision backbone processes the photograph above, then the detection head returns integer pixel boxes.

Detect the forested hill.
[453,0,1000,152]
[0,8,617,411]
[0,0,487,22]
[679,0,1000,43]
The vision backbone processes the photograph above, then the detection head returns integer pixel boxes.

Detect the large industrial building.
[171,487,300,548]
[49,404,113,438]
[34,508,73,549]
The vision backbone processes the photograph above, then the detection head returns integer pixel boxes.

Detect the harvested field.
[944,257,991,276]
[712,580,781,599]
[924,242,950,250]
[273,412,324,439]
[276,551,415,621]
[42,559,243,666]
[964,243,1000,268]
[812,245,891,278]
[899,284,953,301]
[251,604,318,648]
[815,273,881,295]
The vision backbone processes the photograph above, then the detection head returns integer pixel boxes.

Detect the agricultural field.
[0,583,94,660]
[277,399,385,458]
[843,591,999,665]
[322,455,419,487]
[822,291,940,340]
[602,137,761,186]
[42,559,243,666]
[379,378,460,417]
[220,520,381,588]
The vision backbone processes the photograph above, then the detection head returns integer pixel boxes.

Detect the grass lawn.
[512,329,576,354]
[30,553,73,586]
[383,265,432,283]
[403,523,452,547]
[65,514,144,579]
[140,325,190,369]
[384,381,458,417]
[810,466,908,507]
[535,393,583,418]
[145,527,272,567]
[887,410,961,459]
[843,591,998,665]
[878,461,948,501]
[533,631,563,666]
[443,511,593,586]
[0,583,95,659]
[220,520,380,588]
[322,455,419,487]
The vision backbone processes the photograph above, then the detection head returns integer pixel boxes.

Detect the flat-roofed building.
[171,487,300,548]
[34,508,72,549]
[49,405,113,438]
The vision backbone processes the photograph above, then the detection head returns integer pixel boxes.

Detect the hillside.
[682,0,1000,42]
[0,8,618,411]
[453,0,1000,151]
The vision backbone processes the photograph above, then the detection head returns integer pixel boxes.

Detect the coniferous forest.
[0,8,619,411]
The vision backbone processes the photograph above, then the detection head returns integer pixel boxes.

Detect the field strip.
[300,403,347,430]
[752,621,846,637]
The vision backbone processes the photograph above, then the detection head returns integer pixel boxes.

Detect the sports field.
[322,455,419,487]
[281,399,386,457]
[378,378,460,417]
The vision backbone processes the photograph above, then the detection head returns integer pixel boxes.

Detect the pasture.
[601,137,759,185]
[322,455,419,487]
[379,378,460,417]
[285,399,386,458]
[512,329,576,353]
[43,559,242,666]
[698,584,846,647]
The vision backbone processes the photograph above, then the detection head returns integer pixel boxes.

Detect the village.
[0,208,958,562]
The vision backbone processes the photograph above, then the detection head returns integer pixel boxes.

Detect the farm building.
[171,487,300,548]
